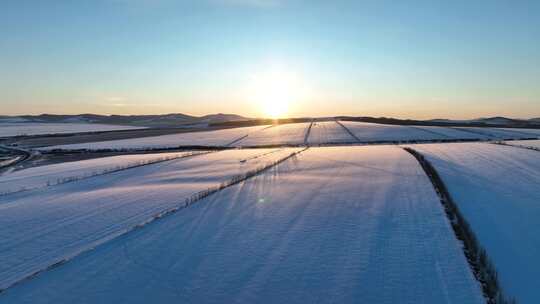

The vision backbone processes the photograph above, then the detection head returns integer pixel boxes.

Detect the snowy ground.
[408,143,540,303]
[0,148,299,291]
[307,121,356,144]
[0,123,145,137]
[235,123,310,146]
[40,125,268,151]
[505,139,540,150]
[0,146,483,303]
[0,152,197,194]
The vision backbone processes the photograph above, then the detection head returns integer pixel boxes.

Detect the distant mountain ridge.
[0,113,249,127]
[1,114,539,128]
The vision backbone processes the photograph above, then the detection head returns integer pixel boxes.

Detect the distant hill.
[428,116,540,127]
[471,116,524,125]
[0,113,249,127]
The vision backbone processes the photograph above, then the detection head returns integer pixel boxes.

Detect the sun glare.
[247,68,302,119]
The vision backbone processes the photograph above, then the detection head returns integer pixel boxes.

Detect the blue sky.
[1,0,539,118]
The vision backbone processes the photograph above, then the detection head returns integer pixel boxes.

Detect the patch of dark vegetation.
[403,147,516,304]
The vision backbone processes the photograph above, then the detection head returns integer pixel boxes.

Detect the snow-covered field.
[505,139,540,150]
[41,125,268,150]
[409,143,540,303]
[340,121,450,141]
[499,128,540,138]
[454,127,538,139]
[0,123,145,137]
[307,121,356,144]
[235,123,310,146]
[413,126,490,140]
[0,146,483,303]
[0,148,299,291]
[0,152,199,194]
[33,121,540,151]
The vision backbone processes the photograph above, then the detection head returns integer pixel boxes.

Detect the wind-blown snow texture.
[235,123,310,146]
[0,152,194,194]
[0,148,298,291]
[410,143,540,303]
[0,123,144,137]
[41,125,268,150]
[0,146,483,303]
[307,121,356,144]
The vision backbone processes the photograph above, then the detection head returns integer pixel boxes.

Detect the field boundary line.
[334,120,360,142]
[0,147,309,294]
[403,147,515,304]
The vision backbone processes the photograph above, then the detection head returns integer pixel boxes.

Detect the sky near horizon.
[1,0,539,119]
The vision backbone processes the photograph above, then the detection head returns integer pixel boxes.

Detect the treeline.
[403,147,516,304]
[338,116,540,130]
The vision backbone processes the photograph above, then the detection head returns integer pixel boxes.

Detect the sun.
[247,68,301,119]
